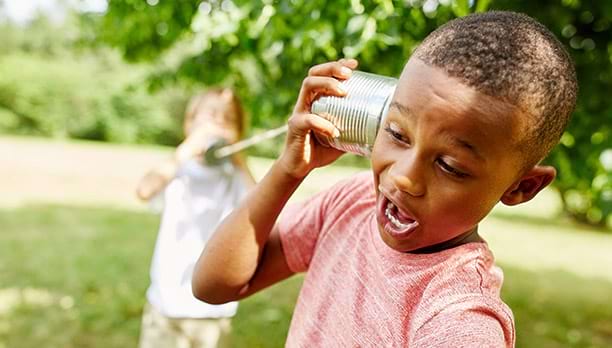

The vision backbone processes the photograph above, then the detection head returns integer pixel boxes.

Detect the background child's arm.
[135,159,180,201]
[135,125,234,201]
[192,59,358,304]
[231,153,256,187]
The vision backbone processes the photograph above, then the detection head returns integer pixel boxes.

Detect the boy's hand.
[279,58,359,179]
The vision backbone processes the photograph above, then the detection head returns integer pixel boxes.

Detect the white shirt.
[146,159,249,318]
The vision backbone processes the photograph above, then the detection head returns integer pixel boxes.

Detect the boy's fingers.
[337,58,359,69]
[295,76,347,113]
[308,59,359,79]
[302,76,347,95]
[288,113,340,139]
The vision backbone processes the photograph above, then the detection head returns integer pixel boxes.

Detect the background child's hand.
[279,58,359,179]
[175,124,237,163]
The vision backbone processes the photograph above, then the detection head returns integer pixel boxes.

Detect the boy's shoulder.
[409,243,514,331]
[322,171,375,206]
[419,242,504,295]
[405,243,515,345]
[304,171,377,223]
[410,243,505,303]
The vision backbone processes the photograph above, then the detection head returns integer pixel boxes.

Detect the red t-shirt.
[278,172,515,347]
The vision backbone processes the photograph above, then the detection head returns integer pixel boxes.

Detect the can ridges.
[312,71,397,156]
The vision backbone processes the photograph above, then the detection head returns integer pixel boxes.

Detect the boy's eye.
[436,158,469,178]
[384,125,407,143]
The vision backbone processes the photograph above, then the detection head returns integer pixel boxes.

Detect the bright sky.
[1,0,107,23]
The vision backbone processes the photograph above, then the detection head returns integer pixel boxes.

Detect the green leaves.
[475,0,493,13]
[451,0,471,17]
[99,0,610,227]
[101,0,200,61]
[0,52,186,146]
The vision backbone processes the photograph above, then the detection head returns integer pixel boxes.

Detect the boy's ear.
[501,165,556,206]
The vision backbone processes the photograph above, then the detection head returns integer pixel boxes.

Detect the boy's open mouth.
[377,193,420,240]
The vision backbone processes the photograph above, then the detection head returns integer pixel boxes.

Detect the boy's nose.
[390,158,426,197]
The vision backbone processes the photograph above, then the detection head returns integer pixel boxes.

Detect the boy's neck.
[410,227,484,254]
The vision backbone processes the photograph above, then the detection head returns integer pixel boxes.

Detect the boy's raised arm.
[192,161,302,304]
[191,59,358,304]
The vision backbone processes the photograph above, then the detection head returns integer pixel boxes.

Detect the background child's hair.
[184,88,247,139]
[413,11,578,167]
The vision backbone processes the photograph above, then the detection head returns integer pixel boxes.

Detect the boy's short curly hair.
[413,11,578,167]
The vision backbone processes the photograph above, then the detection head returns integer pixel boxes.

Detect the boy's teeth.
[385,198,418,230]
[385,204,410,229]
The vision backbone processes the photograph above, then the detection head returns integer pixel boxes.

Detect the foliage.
[0,52,187,145]
[0,13,190,146]
[100,0,466,129]
[489,0,612,226]
[0,15,75,57]
[99,0,610,226]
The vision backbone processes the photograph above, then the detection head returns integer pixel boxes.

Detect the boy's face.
[371,58,527,252]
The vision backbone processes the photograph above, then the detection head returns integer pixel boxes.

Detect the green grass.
[1,203,612,348]
[0,205,157,348]
[503,266,612,348]
[1,136,611,347]
[0,204,301,348]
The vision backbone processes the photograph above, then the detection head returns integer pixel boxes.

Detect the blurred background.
[0,0,610,347]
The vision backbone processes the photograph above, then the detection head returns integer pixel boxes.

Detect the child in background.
[192,11,578,347]
[136,88,254,348]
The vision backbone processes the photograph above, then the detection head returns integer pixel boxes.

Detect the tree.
[0,14,188,146]
[100,0,610,227]
[492,0,611,226]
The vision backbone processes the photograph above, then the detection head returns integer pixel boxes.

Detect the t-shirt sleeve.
[277,172,371,273]
[413,298,515,348]
[277,189,333,273]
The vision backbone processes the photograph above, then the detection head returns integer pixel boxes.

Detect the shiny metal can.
[312,71,397,156]
[203,138,229,166]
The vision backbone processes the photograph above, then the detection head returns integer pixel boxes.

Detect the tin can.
[312,71,397,156]
[203,138,230,166]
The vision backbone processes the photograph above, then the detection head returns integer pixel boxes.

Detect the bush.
[101,0,610,227]
[0,53,186,146]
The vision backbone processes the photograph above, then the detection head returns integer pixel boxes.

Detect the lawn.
[0,204,301,348]
[1,137,611,347]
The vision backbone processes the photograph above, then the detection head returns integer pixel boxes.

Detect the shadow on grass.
[501,265,612,348]
[2,204,612,348]
[231,276,303,348]
[0,203,160,348]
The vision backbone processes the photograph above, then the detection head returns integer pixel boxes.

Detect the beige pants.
[138,302,232,348]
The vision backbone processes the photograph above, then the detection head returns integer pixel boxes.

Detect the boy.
[136,89,254,348]
[192,12,577,347]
